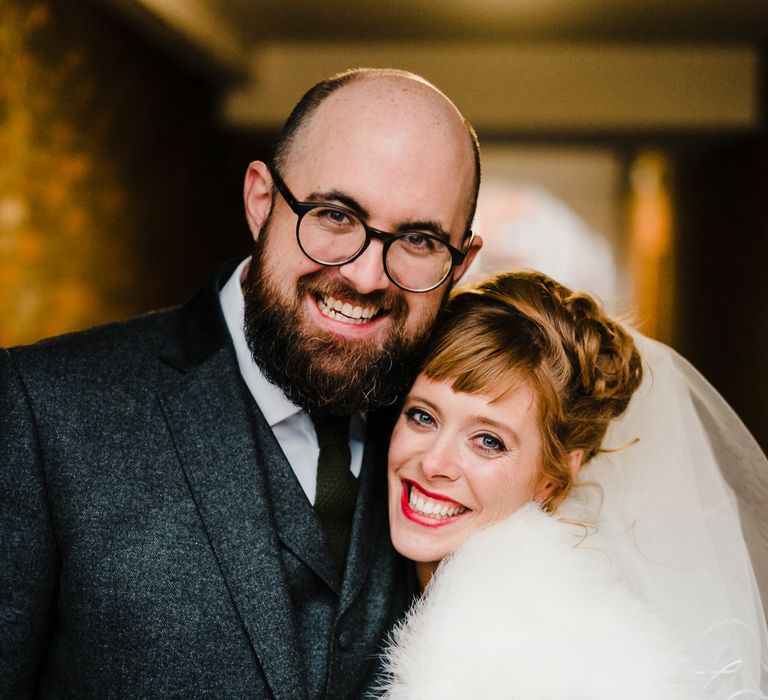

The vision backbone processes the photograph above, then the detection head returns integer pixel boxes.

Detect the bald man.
[1,69,482,698]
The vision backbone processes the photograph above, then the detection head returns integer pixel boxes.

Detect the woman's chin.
[390,519,464,564]
[390,527,456,590]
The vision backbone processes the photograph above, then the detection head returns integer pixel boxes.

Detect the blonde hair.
[422,271,642,512]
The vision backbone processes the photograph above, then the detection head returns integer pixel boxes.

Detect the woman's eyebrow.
[464,415,521,445]
[406,395,441,413]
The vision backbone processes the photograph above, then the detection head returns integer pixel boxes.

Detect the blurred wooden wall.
[0,0,245,347]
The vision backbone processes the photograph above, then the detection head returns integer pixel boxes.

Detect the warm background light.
[628,152,674,343]
[0,0,765,450]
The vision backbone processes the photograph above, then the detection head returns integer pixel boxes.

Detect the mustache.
[296,270,408,317]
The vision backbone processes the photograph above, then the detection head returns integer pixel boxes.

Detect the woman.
[380,271,768,699]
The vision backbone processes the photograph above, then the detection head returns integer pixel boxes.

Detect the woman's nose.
[419,441,461,481]
[338,240,391,295]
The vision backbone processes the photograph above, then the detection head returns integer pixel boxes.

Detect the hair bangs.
[423,334,535,403]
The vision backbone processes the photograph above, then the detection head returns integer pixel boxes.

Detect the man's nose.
[337,240,391,295]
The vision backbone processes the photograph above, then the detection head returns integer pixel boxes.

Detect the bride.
[380,271,768,699]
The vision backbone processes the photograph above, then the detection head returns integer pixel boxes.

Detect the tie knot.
[310,413,350,450]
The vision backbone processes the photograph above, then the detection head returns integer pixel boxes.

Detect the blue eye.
[472,433,507,455]
[404,406,435,427]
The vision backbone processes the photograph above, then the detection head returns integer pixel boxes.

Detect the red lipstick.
[400,480,469,528]
[408,480,464,503]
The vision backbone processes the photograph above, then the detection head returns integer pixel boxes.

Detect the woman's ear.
[533,479,555,504]
[243,161,274,241]
[533,450,585,504]
[566,449,584,479]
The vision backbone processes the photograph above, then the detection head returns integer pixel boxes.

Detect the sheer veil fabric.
[573,332,768,698]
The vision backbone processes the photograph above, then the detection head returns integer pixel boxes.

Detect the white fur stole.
[379,504,697,699]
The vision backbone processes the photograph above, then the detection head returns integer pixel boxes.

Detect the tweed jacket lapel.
[156,263,306,700]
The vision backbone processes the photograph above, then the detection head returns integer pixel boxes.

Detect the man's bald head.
[272,68,481,230]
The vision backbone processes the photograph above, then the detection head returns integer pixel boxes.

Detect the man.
[1,69,482,698]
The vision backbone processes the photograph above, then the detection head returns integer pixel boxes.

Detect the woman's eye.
[472,433,506,455]
[404,407,435,428]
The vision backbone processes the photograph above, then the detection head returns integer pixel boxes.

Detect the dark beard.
[242,236,440,415]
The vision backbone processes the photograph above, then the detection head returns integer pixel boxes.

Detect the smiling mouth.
[401,480,469,525]
[315,293,382,325]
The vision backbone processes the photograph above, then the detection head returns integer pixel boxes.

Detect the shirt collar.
[219,257,304,428]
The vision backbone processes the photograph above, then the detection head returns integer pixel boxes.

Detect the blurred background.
[1,0,766,449]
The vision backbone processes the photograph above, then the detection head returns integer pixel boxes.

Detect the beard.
[242,223,445,415]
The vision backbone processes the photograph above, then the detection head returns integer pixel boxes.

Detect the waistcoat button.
[338,630,352,650]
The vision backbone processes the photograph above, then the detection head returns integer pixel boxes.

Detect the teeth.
[408,486,466,519]
[317,295,380,324]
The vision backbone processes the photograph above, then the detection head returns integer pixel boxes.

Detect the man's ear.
[451,234,483,285]
[243,161,274,242]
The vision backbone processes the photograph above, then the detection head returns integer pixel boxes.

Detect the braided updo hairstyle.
[421,271,643,512]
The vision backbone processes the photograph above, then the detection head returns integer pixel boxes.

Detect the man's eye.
[472,433,506,455]
[404,406,435,427]
[314,207,355,228]
[400,232,437,252]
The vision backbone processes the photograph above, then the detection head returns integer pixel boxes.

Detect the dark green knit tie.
[311,413,357,573]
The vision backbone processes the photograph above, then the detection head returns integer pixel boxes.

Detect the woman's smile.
[400,479,470,527]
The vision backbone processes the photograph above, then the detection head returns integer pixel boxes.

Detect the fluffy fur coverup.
[379,504,697,699]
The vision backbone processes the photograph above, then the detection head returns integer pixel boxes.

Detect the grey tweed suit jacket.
[0,262,416,699]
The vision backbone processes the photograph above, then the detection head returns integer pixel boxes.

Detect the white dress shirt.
[218,258,365,505]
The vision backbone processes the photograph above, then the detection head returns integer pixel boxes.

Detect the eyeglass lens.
[299,206,453,291]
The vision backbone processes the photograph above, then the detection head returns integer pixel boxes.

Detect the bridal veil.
[578,332,768,698]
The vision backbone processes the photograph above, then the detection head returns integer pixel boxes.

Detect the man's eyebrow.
[395,221,451,242]
[305,189,370,220]
[304,189,452,241]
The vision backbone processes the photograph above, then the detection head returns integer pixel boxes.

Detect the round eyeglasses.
[269,166,475,293]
